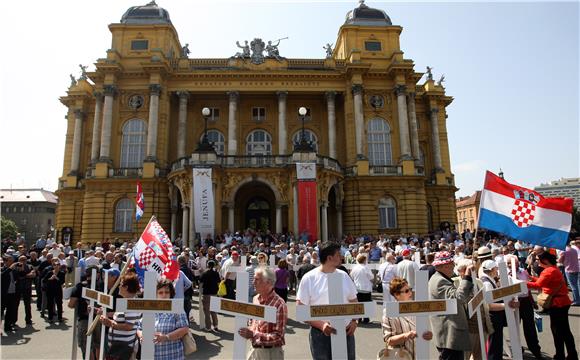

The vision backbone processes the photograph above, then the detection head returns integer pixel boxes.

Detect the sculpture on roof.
[250,38,266,64]
[69,74,77,87]
[234,40,251,59]
[79,64,88,81]
[323,43,333,58]
[426,66,433,81]
[181,43,190,58]
[437,74,445,86]
[265,37,287,62]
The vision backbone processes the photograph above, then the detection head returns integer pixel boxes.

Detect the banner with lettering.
[193,168,215,240]
[297,163,318,243]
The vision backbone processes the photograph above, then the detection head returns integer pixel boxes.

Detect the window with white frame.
[202,130,225,155]
[205,107,220,121]
[367,118,393,166]
[115,198,133,233]
[378,197,397,229]
[246,129,272,155]
[252,107,266,122]
[292,129,318,152]
[120,119,147,168]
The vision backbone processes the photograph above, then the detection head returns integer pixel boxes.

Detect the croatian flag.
[136,181,145,221]
[478,171,573,250]
[130,217,179,283]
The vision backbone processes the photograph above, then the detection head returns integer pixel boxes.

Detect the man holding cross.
[296,241,359,360]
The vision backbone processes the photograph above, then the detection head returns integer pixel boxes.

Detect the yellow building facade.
[56,1,457,245]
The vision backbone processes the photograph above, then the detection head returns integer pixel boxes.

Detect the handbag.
[182,329,197,355]
[217,280,227,297]
[536,278,565,310]
[377,344,413,360]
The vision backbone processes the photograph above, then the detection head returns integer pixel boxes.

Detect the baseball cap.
[481,260,498,271]
[401,249,411,257]
[107,268,121,278]
[231,251,239,257]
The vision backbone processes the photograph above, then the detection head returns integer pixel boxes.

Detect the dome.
[121,1,172,25]
[345,1,392,26]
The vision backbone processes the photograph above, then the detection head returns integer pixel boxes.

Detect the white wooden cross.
[483,261,526,360]
[296,271,377,360]
[67,267,81,360]
[81,268,98,359]
[210,271,277,360]
[385,270,457,360]
[468,285,486,360]
[97,270,114,360]
[116,271,184,360]
[269,254,277,269]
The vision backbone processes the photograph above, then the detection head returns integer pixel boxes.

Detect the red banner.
[298,180,318,243]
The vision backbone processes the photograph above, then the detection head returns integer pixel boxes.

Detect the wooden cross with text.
[81,268,98,359]
[384,270,457,360]
[296,271,377,360]
[66,267,81,360]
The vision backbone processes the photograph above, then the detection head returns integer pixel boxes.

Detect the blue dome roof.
[345,1,392,26]
[121,1,171,25]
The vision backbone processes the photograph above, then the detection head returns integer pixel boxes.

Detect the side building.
[455,191,480,235]
[535,178,580,205]
[55,1,457,246]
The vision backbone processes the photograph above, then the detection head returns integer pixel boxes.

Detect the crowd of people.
[1,228,579,360]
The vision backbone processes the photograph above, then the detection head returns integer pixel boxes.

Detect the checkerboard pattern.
[511,199,536,228]
[138,246,156,268]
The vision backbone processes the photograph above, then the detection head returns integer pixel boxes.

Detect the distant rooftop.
[0,189,58,204]
[536,177,579,188]
[456,191,481,207]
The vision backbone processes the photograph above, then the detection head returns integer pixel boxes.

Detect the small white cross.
[81,268,98,359]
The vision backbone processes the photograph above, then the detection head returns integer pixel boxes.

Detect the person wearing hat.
[480,259,519,360]
[428,251,474,360]
[200,260,221,331]
[397,248,419,289]
[221,251,240,300]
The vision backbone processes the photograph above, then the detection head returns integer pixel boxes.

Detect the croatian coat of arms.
[510,190,539,228]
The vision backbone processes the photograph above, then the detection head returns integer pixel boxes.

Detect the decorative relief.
[265,173,289,201]
[223,174,243,201]
[128,94,144,110]
[369,94,384,109]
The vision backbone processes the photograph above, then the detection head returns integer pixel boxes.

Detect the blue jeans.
[309,327,355,360]
[566,272,580,304]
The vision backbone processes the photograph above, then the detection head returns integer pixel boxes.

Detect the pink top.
[558,246,579,273]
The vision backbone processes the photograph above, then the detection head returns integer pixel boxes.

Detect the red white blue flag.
[478,171,573,250]
[131,217,179,283]
[136,181,145,221]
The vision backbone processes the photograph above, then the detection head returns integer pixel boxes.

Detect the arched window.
[246,129,272,155]
[367,118,392,166]
[115,198,133,233]
[120,119,147,168]
[378,197,397,229]
[292,129,319,152]
[201,130,225,155]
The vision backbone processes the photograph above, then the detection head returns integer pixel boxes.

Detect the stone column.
[99,85,116,161]
[228,204,235,233]
[293,182,298,235]
[90,92,103,164]
[170,207,177,242]
[176,91,189,158]
[181,204,189,247]
[69,109,85,175]
[276,203,283,234]
[407,92,421,162]
[321,201,328,242]
[277,91,287,155]
[395,85,412,160]
[430,108,444,172]
[146,84,161,160]
[326,91,337,159]
[336,205,343,239]
[352,85,364,157]
[227,91,239,155]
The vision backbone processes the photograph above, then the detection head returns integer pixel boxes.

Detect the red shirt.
[527,266,572,308]
[249,289,287,347]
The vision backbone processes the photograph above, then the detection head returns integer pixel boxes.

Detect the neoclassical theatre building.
[56,1,457,246]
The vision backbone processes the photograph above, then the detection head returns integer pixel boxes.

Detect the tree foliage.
[1,216,18,239]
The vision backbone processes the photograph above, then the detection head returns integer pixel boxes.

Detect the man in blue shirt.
[369,242,382,263]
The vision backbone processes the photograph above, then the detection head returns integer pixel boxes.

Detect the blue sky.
[0,1,578,197]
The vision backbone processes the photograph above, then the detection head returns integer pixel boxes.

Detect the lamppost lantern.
[294,106,314,152]
[196,107,215,152]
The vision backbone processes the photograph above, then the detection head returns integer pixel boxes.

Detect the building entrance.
[234,181,276,232]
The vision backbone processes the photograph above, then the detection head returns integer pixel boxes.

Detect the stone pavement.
[1,291,578,359]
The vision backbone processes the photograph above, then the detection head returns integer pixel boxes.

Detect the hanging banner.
[297,163,318,243]
[193,168,215,240]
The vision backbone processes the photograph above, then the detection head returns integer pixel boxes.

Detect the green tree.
[1,216,18,239]
[572,206,579,235]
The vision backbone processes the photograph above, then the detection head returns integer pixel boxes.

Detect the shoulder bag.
[536,277,565,310]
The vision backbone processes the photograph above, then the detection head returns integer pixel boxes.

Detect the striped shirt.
[382,311,416,358]
[107,311,142,347]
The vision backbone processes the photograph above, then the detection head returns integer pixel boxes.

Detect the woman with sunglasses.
[381,277,432,359]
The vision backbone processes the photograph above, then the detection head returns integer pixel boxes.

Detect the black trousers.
[436,347,464,360]
[225,279,235,300]
[46,293,63,321]
[487,310,507,360]
[1,293,18,329]
[519,296,541,355]
[16,289,32,323]
[356,292,372,322]
[274,287,288,303]
[549,306,578,360]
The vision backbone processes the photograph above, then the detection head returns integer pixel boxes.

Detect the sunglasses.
[397,288,412,294]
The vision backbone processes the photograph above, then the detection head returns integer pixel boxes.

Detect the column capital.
[406,91,416,100]
[227,91,239,101]
[430,107,440,115]
[93,91,104,101]
[149,84,162,96]
[176,90,189,100]
[276,91,288,100]
[73,109,85,119]
[325,91,336,102]
[394,84,407,96]
[181,202,190,209]
[321,200,329,208]
[351,84,363,95]
[103,84,117,96]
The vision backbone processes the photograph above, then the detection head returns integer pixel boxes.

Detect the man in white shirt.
[220,251,239,299]
[296,241,358,360]
[378,253,398,303]
[349,254,374,323]
[397,249,420,289]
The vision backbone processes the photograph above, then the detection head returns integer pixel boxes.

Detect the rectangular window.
[365,41,382,51]
[208,107,220,121]
[131,40,149,51]
[252,107,266,122]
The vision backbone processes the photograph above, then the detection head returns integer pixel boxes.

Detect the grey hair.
[254,266,276,285]
[177,255,187,265]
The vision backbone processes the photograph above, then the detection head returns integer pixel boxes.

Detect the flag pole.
[86,215,156,336]
[472,171,489,279]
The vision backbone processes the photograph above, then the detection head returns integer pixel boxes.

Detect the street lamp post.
[293,106,314,152]
[196,107,215,152]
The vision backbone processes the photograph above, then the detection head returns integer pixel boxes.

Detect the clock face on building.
[129,95,144,110]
